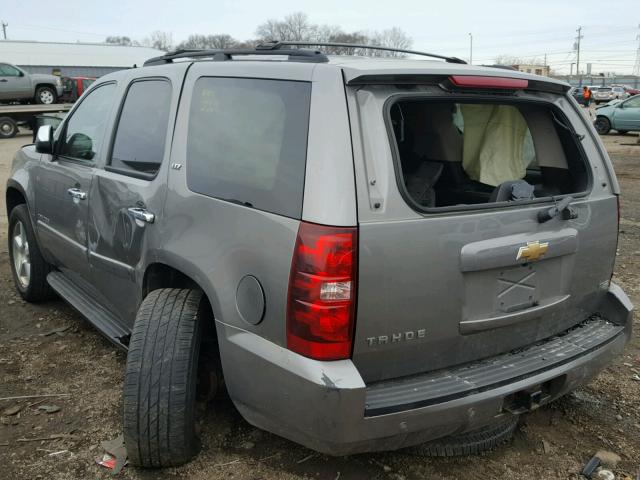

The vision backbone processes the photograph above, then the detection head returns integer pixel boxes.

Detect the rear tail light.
[287,222,358,361]
[448,75,529,89]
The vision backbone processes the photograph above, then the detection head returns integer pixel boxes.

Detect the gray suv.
[5,42,633,467]
[0,62,64,104]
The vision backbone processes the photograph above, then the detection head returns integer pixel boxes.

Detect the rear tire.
[594,116,611,135]
[35,86,57,105]
[8,204,54,302]
[123,288,207,467]
[405,415,519,457]
[0,116,18,138]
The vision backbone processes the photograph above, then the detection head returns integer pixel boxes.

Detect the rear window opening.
[387,98,590,211]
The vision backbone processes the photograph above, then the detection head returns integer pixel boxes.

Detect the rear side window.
[186,77,311,218]
[109,79,172,177]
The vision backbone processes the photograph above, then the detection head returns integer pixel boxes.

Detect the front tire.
[35,86,57,104]
[594,116,611,135]
[8,205,54,302]
[0,116,18,138]
[123,288,207,467]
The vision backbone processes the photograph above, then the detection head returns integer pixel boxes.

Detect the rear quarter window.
[186,77,311,219]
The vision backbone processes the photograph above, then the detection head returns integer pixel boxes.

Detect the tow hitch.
[503,376,565,414]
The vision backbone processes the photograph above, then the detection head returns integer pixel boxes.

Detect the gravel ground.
[0,130,639,480]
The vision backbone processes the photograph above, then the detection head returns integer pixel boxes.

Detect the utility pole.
[468,33,473,65]
[574,26,583,79]
[1,21,7,40]
[633,24,640,76]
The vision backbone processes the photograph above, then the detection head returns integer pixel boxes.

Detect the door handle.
[66,188,87,200]
[128,207,155,224]
[0,79,7,82]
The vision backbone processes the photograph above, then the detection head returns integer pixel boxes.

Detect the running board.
[47,271,129,351]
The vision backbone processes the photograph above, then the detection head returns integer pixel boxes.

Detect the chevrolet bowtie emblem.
[516,240,549,262]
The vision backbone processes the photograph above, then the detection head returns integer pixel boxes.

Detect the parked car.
[593,86,629,104]
[594,94,640,134]
[0,63,64,104]
[60,76,96,103]
[623,86,640,96]
[6,43,633,468]
[569,86,585,103]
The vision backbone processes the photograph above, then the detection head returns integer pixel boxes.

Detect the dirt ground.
[1,129,639,480]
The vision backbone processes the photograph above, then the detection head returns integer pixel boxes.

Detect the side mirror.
[35,125,54,154]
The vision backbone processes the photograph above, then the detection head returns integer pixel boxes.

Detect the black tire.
[0,116,18,139]
[594,116,611,135]
[8,204,54,302]
[34,86,57,105]
[617,130,628,134]
[405,415,519,457]
[123,288,207,467]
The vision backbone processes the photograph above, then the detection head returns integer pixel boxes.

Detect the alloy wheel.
[12,221,31,289]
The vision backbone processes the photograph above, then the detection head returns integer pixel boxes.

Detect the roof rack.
[262,41,467,64]
[143,41,467,67]
[143,46,329,66]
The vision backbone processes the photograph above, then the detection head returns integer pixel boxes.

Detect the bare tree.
[176,34,238,50]
[105,36,132,46]
[256,12,319,42]
[172,13,414,58]
[369,27,413,57]
[254,13,413,57]
[325,31,369,55]
[176,34,208,49]
[208,34,237,49]
[142,30,173,52]
[494,54,544,66]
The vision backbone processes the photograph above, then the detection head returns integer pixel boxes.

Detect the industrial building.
[0,40,165,78]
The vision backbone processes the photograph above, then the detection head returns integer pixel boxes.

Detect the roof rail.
[260,41,467,64]
[143,47,329,66]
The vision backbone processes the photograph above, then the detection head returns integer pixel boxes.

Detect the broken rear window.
[388,99,589,210]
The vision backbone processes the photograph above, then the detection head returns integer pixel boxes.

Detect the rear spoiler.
[346,74,570,94]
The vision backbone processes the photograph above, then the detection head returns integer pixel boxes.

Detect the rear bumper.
[216,283,632,455]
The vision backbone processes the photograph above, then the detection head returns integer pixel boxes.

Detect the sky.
[2,0,639,75]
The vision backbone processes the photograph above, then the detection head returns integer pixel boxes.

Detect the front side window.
[109,79,172,177]
[186,77,311,218]
[389,99,589,210]
[58,83,116,161]
[0,64,21,76]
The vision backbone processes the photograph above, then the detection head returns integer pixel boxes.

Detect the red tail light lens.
[287,222,358,361]
[449,75,529,89]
